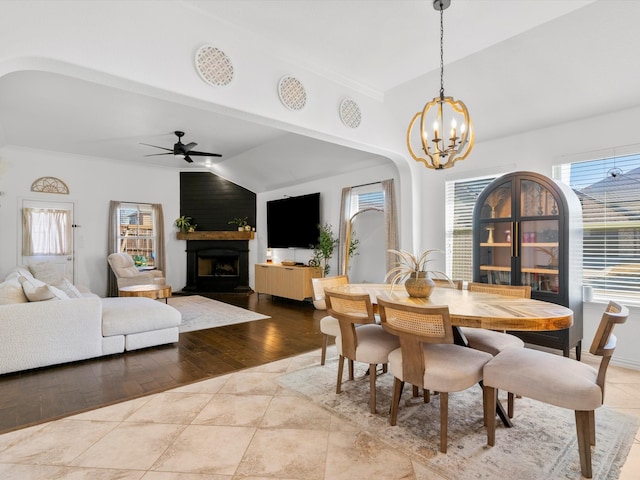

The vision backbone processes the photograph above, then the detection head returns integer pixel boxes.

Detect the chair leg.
[390,378,403,426]
[413,385,419,397]
[336,355,344,394]
[575,410,593,478]
[424,389,430,403]
[382,364,388,373]
[589,410,596,446]
[508,392,515,418]
[321,334,328,366]
[348,359,354,380]
[440,392,449,454]
[369,364,377,414]
[485,386,497,446]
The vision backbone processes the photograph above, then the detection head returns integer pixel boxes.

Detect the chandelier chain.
[440,4,444,99]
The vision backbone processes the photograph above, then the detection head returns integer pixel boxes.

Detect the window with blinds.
[553,153,640,301]
[116,203,157,266]
[445,176,496,281]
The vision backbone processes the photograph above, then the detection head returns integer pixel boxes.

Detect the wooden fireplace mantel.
[176,231,255,241]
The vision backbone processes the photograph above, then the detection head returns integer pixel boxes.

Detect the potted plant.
[175,216,196,233]
[310,222,339,276]
[386,249,451,298]
[228,217,249,231]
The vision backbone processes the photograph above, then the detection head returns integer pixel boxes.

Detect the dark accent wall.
[179,172,256,230]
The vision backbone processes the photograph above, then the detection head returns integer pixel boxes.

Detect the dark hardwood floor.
[0,293,327,435]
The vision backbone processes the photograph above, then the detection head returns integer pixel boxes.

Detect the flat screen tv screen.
[267,193,320,248]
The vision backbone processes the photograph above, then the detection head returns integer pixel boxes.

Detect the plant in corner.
[175,216,196,233]
[386,248,451,298]
[311,222,340,276]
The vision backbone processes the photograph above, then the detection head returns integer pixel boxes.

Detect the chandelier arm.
[440,4,444,99]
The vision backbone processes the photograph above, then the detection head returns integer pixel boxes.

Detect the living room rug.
[278,356,639,480]
[167,295,270,332]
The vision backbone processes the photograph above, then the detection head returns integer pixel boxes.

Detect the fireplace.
[184,240,250,292]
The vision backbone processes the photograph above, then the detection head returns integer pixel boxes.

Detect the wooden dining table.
[325,283,573,331]
[324,283,574,427]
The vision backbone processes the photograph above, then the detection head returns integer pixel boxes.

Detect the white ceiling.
[4,0,633,193]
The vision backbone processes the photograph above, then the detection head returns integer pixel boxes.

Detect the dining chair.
[463,282,530,417]
[325,290,399,414]
[483,301,629,478]
[377,297,493,453]
[311,275,349,365]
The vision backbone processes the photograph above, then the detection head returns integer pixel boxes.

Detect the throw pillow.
[58,278,83,298]
[19,275,57,302]
[28,262,64,286]
[0,278,29,305]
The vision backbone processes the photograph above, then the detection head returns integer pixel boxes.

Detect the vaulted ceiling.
[4,1,639,192]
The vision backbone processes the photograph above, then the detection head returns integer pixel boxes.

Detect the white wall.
[0,146,185,296]
[255,162,400,284]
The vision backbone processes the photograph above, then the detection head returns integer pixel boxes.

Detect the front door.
[21,199,75,282]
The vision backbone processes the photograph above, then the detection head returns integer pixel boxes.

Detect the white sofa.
[0,266,181,375]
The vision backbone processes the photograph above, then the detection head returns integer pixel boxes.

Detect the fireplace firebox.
[184,240,250,292]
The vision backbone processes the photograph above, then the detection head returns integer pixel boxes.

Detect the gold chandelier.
[407,0,474,170]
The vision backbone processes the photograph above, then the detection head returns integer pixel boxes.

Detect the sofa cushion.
[101,297,181,336]
[0,278,29,305]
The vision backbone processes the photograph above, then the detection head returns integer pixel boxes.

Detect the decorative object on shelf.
[339,98,362,128]
[406,0,474,170]
[486,188,508,218]
[311,222,340,276]
[228,217,249,231]
[175,216,196,233]
[536,246,559,268]
[386,249,451,298]
[195,44,234,87]
[486,226,495,244]
[266,248,273,263]
[30,176,69,194]
[278,75,307,111]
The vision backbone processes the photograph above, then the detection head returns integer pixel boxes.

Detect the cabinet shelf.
[479,265,511,272]
[521,242,559,248]
[522,267,559,274]
[480,242,511,247]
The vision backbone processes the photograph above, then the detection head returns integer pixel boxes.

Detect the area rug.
[167,295,270,332]
[278,356,639,480]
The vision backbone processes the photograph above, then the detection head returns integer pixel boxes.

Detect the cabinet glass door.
[519,180,560,294]
[478,181,513,285]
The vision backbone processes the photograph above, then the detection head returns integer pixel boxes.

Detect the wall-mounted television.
[267,193,321,248]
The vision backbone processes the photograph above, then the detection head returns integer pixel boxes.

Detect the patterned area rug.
[167,295,270,332]
[279,355,638,480]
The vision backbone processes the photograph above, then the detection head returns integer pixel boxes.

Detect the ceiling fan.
[141,131,222,163]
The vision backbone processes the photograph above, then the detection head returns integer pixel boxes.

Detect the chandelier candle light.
[407,0,474,170]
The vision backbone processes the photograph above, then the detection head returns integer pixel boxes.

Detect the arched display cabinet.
[472,171,583,358]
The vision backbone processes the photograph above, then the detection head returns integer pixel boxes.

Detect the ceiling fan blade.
[184,155,194,163]
[182,142,197,152]
[187,150,223,157]
[140,143,173,152]
[144,152,174,157]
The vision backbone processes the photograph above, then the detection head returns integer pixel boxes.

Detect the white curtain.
[22,208,72,256]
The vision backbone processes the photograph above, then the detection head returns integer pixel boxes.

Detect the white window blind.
[554,153,640,301]
[445,176,496,281]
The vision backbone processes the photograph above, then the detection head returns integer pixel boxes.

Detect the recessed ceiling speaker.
[278,76,307,111]
[195,45,234,87]
[339,98,362,128]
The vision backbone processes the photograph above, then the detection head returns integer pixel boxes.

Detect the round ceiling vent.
[195,45,234,87]
[278,76,307,111]
[339,98,362,128]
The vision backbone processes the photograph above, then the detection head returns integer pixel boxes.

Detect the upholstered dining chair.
[311,275,349,365]
[483,301,629,478]
[377,297,493,453]
[108,253,165,289]
[463,282,531,417]
[325,289,399,414]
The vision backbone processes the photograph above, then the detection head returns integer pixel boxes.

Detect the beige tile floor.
[0,347,638,480]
